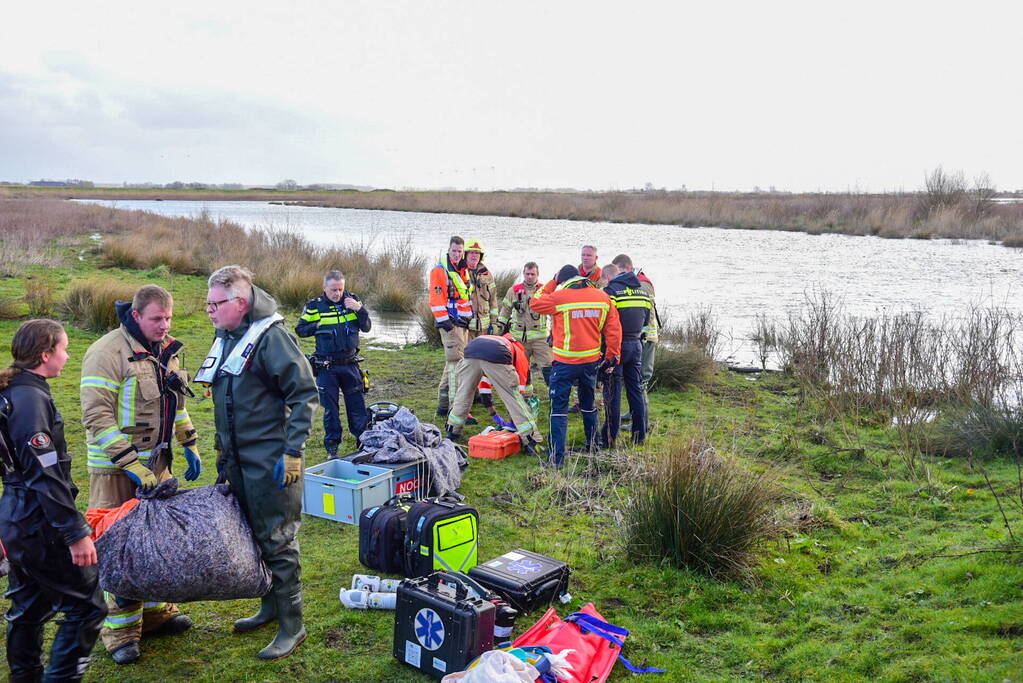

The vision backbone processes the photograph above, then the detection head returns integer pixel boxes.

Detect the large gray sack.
[96,478,271,603]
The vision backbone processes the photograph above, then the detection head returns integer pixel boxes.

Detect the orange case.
[468,431,521,459]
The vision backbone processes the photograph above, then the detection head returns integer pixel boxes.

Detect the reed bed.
[660,307,723,360]
[59,279,138,332]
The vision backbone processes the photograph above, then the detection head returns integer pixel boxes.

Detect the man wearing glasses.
[80,284,200,665]
[195,265,317,660]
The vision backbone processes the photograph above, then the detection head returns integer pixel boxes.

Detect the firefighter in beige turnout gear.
[80,286,201,664]
[464,239,498,340]
[498,261,553,387]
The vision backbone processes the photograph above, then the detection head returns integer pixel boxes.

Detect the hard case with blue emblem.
[468,548,570,614]
[393,572,495,679]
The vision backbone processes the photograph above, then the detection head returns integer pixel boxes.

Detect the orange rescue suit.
[530,277,622,364]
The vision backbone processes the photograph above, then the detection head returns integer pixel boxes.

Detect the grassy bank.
[8,185,1023,245]
[0,239,1020,681]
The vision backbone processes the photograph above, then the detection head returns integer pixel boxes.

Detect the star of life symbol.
[415,608,445,650]
[508,559,543,575]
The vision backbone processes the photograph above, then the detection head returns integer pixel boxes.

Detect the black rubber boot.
[110,642,140,665]
[233,595,277,633]
[256,591,306,660]
[151,614,192,636]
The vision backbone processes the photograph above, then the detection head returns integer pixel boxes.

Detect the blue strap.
[565,612,666,674]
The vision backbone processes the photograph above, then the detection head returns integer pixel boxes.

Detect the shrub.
[415,304,442,347]
[923,403,1023,460]
[374,269,421,313]
[492,268,518,299]
[60,279,137,332]
[0,295,19,320]
[661,307,721,360]
[24,279,54,317]
[650,346,712,391]
[624,436,780,579]
[263,269,323,310]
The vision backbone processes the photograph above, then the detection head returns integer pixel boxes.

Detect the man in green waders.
[196,265,318,660]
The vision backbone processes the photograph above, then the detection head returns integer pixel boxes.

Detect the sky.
[1,1,1021,192]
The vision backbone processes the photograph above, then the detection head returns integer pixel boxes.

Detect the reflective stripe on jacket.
[294,292,371,358]
[81,326,195,471]
[604,272,653,340]
[498,282,550,341]
[428,258,473,323]
[465,334,532,394]
[637,271,659,343]
[530,276,622,364]
[467,265,498,333]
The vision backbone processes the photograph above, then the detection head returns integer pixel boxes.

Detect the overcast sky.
[2,1,1020,192]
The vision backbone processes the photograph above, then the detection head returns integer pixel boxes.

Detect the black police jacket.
[0,371,91,549]
[295,292,372,359]
[604,272,653,340]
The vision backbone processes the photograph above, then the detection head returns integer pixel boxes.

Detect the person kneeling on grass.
[445,333,543,455]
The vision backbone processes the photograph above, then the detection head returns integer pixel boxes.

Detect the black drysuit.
[0,371,106,682]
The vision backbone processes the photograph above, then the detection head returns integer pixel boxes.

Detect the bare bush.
[60,279,138,333]
[661,306,722,360]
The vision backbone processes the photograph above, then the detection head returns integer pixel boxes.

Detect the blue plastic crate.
[340,453,430,499]
[302,460,392,524]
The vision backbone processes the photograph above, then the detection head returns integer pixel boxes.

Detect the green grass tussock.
[924,403,1023,461]
[624,436,781,580]
[59,279,138,332]
[415,303,443,347]
[492,268,518,299]
[24,279,55,317]
[651,345,712,390]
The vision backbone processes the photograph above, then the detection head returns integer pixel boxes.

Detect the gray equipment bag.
[96,478,271,603]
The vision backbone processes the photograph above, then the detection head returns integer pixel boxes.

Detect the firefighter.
[429,236,475,418]
[530,265,622,468]
[578,244,602,283]
[80,285,198,664]
[1,319,107,682]
[464,239,498,340]
[599,261,653,447]
[612,254,659,429]
[198,265,318,660]
[445,334,543,455]
[498,262,553,386]
[295,269,371,459]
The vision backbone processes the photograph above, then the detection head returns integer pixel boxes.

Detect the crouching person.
[197,265,318,660]
[80,285,200,664]
[445,333,543,455]
[1,320,107,682]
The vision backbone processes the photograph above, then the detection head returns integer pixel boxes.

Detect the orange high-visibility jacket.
[429,257,473,324]
[577,264,602,283]
[470,334,533,395]
[530,276,621,364]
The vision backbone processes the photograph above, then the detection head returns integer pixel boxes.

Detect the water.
[79,199,1023,364]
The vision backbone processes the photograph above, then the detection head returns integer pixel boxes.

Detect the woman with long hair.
[0,319,106,682]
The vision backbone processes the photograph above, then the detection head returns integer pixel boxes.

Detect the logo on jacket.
[29,432,51,448]
[415,608,445,650]
[508,559,542,575]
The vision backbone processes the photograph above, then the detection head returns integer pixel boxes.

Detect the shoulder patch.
[29,432,51,449]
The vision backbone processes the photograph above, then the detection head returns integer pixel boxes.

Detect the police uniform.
[601,271,652,447]
[295,291,371,454]
[1,371,107,682]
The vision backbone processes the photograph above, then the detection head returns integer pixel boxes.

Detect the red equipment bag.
[512,602,665,682]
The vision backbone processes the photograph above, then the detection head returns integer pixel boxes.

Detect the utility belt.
[308,353,362,372]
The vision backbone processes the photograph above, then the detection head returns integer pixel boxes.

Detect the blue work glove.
[492,413,508,429]
[486,323,494,335]
[182,440,202,481]
[274,454,303,489]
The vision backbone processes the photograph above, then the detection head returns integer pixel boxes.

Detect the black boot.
[233,595,277,633]
[256,591,306,660]
[445,426,462,443]
[110,642,140,665]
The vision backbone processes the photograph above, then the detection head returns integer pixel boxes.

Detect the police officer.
[599,261,652,447]
[0,319,107,682]
[296,270,371,459]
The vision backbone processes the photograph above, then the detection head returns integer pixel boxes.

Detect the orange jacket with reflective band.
[470,335,532,394]
[428,257,473,323]
[578,264,602,283]
[530,277,621,364]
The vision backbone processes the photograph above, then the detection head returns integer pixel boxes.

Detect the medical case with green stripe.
[403,495,479,577]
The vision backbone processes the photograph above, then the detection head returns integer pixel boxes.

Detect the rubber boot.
[256,591,306,661]
[234,594,277,633]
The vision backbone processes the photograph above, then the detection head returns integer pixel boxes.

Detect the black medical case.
[403,495,479,578]
[359,494,416,574]
[468,548,570,614]
[393,572,495,679]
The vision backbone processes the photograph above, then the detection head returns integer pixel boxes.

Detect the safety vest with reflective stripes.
[294,292,369,357]
[530,276,622,364]
[637,271,659,343]
[604,274,653,340]
[498,282,550,341]
[429,257,473,323]
[81,326,195,471]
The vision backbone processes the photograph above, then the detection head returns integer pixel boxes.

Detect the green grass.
[0,244,1020,682]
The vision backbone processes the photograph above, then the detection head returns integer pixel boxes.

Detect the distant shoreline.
[5,186,1023,245]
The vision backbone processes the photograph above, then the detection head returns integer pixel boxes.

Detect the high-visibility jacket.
[604,272,653,340]
[81,307,196,472]
[498,281,550,343]
[530,276,621,364]
[295,292,371,359]
[637,271,659,343]
[429,257,473,324]
[578,264,601,284]
[466,265,498,333]
[465,334,533,395]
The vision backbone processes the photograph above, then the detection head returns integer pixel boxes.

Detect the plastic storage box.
[302,460,392,524]
[468,431,521,460]
[341,452,430,499]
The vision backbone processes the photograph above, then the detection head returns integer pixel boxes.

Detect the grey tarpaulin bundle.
[96,478,271,603]
[357,407,467,495]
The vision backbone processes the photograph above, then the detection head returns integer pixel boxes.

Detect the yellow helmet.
[464,238,485,254]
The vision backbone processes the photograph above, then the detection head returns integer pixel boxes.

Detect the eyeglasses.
[205,296,238,311]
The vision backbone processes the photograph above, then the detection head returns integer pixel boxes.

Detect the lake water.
[80,199,1022,364]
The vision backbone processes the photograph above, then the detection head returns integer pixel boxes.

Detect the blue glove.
[486,323,494,335]
[492,414,508,429]
[182,441,202,481]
